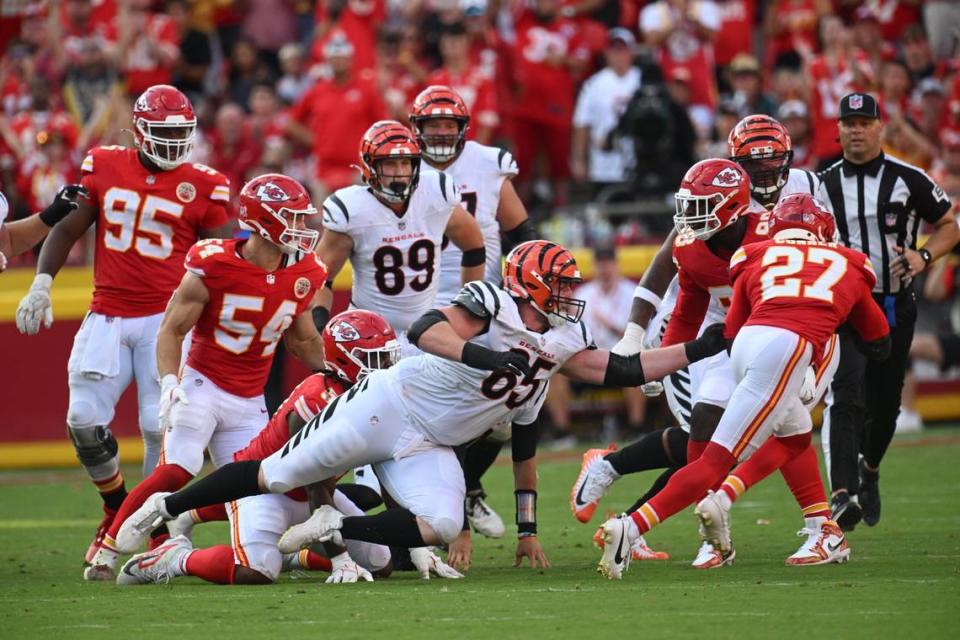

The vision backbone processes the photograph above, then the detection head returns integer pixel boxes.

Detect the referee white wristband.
[633,285,662,311]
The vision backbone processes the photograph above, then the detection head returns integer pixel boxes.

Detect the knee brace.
[425,514,464,546]
[67,424,119,467]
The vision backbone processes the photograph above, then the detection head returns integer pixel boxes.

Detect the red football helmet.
[239,174,319,253]
[769,193,837,242]
[323,310,400,384]
[674,159,752,240]
[503,240,585,325]
[132,84,197,170]
[408,85,470,163]
[357,120,421,204]
[728,114,793,203]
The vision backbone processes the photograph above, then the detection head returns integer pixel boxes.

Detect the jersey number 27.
[760,246,848,303]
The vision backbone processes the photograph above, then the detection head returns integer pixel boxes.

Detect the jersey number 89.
[373,239,436,295]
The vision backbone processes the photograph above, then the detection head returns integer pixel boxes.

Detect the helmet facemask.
[413,116,468,163]
[335,338,401,382]
[135,118,196,170]
[674,190,736,241]
[534,274,585,327]
[370,157,421,204]
[734,149,792,199]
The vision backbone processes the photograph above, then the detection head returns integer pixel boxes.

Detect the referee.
[818,93,959,531]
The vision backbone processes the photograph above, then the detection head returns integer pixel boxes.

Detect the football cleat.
[116,535,192,585]
[786,518,850,566]
[596,516,634,580]
[278,505,344,553]
[166,510,197,541]
[694,491,733,553]
[858,458,881,527]
[466,492,505,539]
[830,491,862,532]
[83,545,119,581]
[115,492,171,553]
[592,524,668,561]
[691,541,735,569]
[84,505,117,565]
[570,444,619,523]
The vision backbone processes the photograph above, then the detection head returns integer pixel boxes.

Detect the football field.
[2,429,958,640]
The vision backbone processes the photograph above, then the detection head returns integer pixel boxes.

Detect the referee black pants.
[826,290,916,494]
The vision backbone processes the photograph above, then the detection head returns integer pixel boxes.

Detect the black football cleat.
[831,491,862,532]
[858,459,881,527]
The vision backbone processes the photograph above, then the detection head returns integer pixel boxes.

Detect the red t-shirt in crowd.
[429,65,500,132]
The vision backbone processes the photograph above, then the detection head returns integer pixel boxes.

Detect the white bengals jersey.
[435,142,519,305]
[389,280,594,446]
[749,168,821,211]
[321,170,459,333]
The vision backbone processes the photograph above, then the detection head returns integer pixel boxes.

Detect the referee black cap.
[839,93,880,120]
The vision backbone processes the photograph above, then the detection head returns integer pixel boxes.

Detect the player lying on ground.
[85,174,328,580]
[596,194,892,579]
[117,309,461,585]
[115,240,729,570]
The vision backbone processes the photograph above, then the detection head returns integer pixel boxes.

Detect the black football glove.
[684,323,728,363]
[462,343,531,378]
[39,184,90,227]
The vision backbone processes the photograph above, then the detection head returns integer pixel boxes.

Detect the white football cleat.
[466,493,505,539]
[166,510,198,541]
[570,444,619,523]
[592,525,669,561]
[83,545,119,582]
[115,492,171,553]
[278,505,344,553]
[596,516,634,580]
[786,518,850,566]
[116,535,192,586]
[690,540,735,569]
[694,490,733,553]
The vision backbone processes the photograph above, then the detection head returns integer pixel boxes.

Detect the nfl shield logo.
[849,94,863,110]
[266,274,276,284]
[398,221,406,230]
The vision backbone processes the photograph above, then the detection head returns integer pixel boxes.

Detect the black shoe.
[859,459,881,527]
[831,492,862,532]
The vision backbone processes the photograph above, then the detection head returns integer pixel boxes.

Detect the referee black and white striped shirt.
[818,152,953,295]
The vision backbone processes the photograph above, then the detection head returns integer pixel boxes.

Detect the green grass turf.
[1,430,958,640]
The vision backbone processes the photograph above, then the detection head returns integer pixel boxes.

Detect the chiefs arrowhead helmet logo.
[329,320,360,343]
[256,182,289,203]
[711,167,742,188]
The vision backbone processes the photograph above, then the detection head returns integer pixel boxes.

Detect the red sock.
[720,433,811,503]
[686,439,708,464]
[630,443,736,534]
[294,549,333,572]
[184,545,236,584]
[193,503,229,523]
[780,443,831,519]
[106,464,193,542]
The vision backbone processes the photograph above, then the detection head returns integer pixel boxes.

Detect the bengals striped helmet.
[357,120,421,203]
[727,115,793,203]
[503,240,585,325]
[409,85,471,163]
[769,193,837,242]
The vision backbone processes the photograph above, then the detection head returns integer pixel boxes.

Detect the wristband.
[633,285,662,311]
[515,490,537,537]
[461,342,500,370]
[919,247,932,267]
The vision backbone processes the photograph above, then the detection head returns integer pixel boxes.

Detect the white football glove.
[325,552,373,584]
[0,249,8,273]
[612,322,645,356]
[410,547,464,580]
[640,380,664,397]
[16,273,54,335]
[159,374,188,432]
[799,366,817,405]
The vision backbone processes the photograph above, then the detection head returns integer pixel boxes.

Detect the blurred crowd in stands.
[0,0,957,260]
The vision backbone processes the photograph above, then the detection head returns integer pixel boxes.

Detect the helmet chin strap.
[530,301,567,328]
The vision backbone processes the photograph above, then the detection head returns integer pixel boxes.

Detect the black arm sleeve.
[511,422,538,462]
[312,306,330,331]
[603,352,646,387]
[501,218,537,255]
[407,309,449,347]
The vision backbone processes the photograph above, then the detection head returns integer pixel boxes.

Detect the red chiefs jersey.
[80,147,230,317]
[234,371,349,501]
[725,240,889,363]
[662,210,771,346]
[184,239,327,398]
